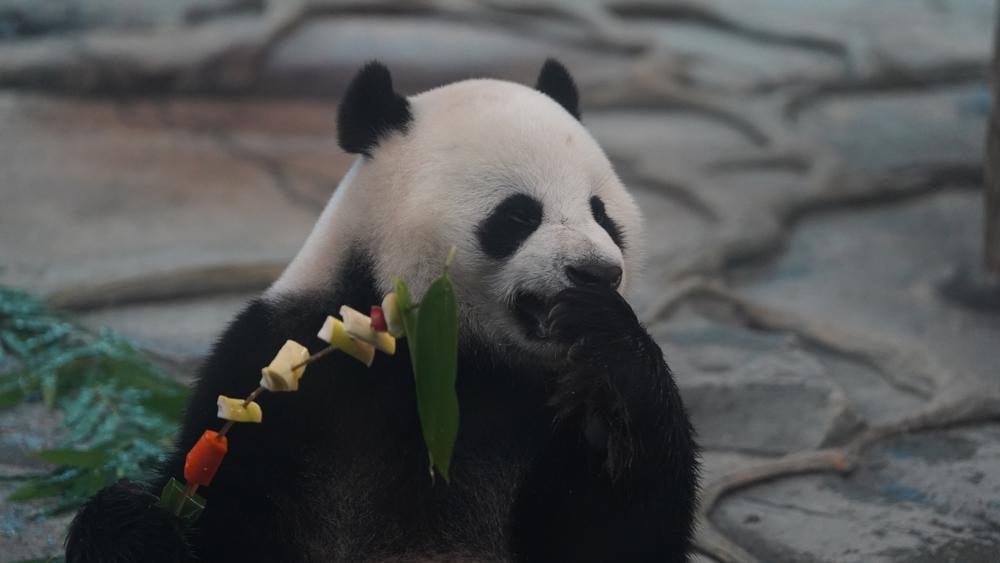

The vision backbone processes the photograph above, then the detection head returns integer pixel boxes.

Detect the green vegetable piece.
[157,478,206,526]
[158,478,183,511]
[412,274,460,482]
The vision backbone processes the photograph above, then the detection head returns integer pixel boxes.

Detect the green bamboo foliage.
[0,287,188,513]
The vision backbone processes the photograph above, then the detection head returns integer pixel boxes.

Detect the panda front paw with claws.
[509,281,698,563]
[546,285,657,476]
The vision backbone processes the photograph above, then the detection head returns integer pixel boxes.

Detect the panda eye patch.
[590,196,625,250]
[477,194,543,259]
[505,205,538,225]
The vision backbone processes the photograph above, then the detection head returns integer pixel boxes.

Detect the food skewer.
[165,292,406,520]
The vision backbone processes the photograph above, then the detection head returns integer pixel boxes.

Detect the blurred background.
[1,1,999,562]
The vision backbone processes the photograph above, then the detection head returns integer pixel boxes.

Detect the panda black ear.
[535,58,580,120]
[337,61,413,157]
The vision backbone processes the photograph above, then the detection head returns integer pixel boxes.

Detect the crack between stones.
[723,161,983,272]
[650,280,942,398]
[785,61,988,120]
[145,99,334,211]
[587,82,774,146]
[637,155,981,308]
[206,127,330,211]
[607,1,849,60]
[0,0,656,95]
[614,162,721,222]
[740,495,843,518]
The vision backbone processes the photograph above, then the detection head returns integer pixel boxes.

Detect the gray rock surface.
[735,190,998,390]
[1,1,998,562]
[0,96,350,296]
[713,425,1000,563]
[796,85,988,172]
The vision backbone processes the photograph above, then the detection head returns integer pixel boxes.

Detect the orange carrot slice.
[184,430,229,486]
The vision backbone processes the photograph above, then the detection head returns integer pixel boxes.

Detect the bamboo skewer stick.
[215,344,336,440]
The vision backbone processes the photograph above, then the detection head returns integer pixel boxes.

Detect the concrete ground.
[1,1,999,561]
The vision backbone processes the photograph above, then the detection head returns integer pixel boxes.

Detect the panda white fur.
[66,60,699,563]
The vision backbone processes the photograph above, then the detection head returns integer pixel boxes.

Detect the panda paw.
[545,286,659,472]
[546,285,647,355]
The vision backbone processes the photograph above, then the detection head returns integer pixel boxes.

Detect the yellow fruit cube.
[259,339,310,391]
[317,316,376,367]
[216,395,263,423]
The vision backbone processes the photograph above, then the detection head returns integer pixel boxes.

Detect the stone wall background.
[1,1,999,562]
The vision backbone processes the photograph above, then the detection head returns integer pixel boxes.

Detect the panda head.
[271,59,642,359]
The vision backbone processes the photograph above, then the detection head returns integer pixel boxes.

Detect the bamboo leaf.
[139,390,187,420]
[7,478,68,502]
[0,286,188,510]
[37,449,107,468]
[412,274,460,482]
[0,386,24,410]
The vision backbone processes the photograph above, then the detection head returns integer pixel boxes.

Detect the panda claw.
[546,286,642,351]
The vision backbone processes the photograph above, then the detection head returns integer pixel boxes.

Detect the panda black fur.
[66,60,699,563]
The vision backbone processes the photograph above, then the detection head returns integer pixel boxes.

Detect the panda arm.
[510,286,700,563]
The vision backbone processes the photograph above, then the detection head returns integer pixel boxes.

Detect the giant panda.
[66,59,699,563]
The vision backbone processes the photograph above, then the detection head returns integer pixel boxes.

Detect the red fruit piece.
[184,430,228,486]
[370,306,387,332]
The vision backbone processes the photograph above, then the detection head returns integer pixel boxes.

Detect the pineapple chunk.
[217,395,263,423]
[317,316,376,367]
[382,292,405,338]
[259,339,310,391]
[339,305,396,355]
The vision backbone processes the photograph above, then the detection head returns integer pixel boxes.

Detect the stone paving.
[1,1,1000,562]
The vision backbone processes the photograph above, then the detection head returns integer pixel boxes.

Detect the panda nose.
[565,263,623,289]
